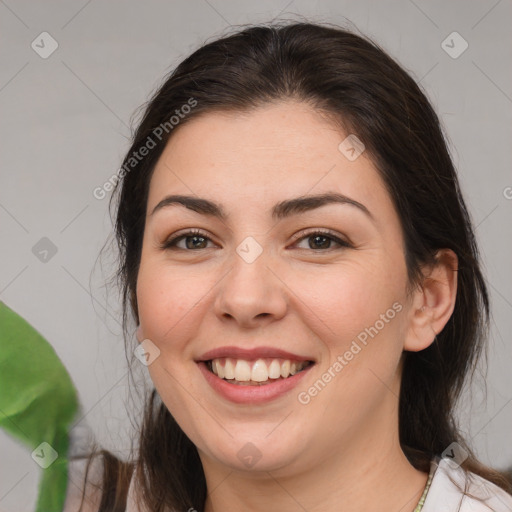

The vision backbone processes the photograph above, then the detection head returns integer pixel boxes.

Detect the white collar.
[125,458,512,511]
[422,457,512,511]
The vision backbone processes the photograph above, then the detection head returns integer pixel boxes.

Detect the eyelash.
[160,228,351,252]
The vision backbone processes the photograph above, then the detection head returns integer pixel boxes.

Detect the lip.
[196,345,314,363]
[197,360,314,404]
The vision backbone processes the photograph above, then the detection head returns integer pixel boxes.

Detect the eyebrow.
[150,192,373,221]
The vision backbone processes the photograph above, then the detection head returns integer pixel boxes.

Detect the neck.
[200,398,428,512]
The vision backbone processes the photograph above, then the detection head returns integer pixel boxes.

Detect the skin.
[135,100,458,511]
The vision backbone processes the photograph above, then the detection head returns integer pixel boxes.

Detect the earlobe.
[404,249,458,352]
[136,324,143,342]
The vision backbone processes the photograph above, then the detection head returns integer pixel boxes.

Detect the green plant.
[0,301,79,511]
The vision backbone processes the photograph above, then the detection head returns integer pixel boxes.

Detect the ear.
[404,249,458,352]
[136,324,143,342]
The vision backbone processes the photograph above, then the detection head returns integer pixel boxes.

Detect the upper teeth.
[210,358,310,382]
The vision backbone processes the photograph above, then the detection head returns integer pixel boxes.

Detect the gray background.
[1,1,511,510]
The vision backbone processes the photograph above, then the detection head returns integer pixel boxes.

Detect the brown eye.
[292,230,351,251]
[161,229,214,250]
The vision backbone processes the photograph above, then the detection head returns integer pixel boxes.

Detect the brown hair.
[75,20,511,511]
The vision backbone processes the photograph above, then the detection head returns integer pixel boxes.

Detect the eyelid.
[289,228,352,249]
[160,228,214,249]
[161,227,352,251]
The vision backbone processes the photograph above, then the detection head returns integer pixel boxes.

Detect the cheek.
[294,257,408,410]
[136,260,205,348]
[293,265,407,417]
[296,257,404,344]
[135,261,209,417]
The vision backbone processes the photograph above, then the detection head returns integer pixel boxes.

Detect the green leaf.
[0,301,79,512]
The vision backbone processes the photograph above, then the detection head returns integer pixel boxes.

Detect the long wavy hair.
[75,20,511,511]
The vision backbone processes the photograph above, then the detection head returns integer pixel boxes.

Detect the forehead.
[147,101,393,220]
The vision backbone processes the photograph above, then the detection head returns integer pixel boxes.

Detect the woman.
[66,21,512,511]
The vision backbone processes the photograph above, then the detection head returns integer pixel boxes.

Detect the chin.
[201,434,305,474]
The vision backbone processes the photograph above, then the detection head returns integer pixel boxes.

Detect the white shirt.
[65,455,512,511]
[422,458,512,511]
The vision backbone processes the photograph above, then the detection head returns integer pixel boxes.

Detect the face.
[136,100,414,477]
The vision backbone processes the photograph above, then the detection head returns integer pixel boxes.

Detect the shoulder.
[62,421,139,511]
[423,458,512,512]
[125,465,151,512]
[62,422,104,512]
[62,454,104,512]
[125,469,138,512]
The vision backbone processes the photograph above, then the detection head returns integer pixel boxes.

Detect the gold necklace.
[413,463,436,511]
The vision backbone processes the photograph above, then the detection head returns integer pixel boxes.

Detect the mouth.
[205,357,315,386]
[195,346,316,403]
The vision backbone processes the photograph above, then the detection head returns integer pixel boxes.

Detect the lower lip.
[197,361,314,404]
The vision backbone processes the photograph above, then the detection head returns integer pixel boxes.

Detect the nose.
[213,244,287,329]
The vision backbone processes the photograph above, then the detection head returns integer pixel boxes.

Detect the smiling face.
[135,100,416,478]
